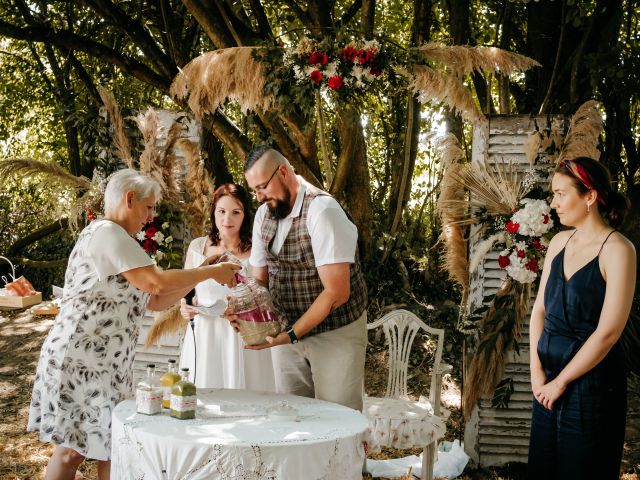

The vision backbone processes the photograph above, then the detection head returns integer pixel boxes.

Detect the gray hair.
[103,169,162,213]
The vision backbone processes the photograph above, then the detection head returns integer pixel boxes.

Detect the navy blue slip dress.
[528,230,627,480]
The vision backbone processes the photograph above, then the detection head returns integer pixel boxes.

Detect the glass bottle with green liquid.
[170,367,197,419]
[160,359,181,409]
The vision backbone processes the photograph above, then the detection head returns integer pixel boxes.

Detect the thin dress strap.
[597,230,616,256]
[564,230,578,248]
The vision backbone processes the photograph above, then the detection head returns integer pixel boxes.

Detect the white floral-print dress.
[27,219,154,461]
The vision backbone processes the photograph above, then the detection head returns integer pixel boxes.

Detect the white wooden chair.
[364,309,452,480]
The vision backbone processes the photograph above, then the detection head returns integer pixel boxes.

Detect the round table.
[111,388,369,480]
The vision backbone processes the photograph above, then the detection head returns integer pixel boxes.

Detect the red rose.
[498,255,510,268]
[308,51,328,65]
[309,70,323,84]
[143,239,158,254]
[341,47,358,62]
[506,220,519,234]
[87,209,95,222]
[328,75,344,90]
[517,249,526,258]
[145,226,158,238]
[525,258,539,272]
[543,214,549,224]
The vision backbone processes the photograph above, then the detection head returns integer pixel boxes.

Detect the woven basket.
[236,320,281,346]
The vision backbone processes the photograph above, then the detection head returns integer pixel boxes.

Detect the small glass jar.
[136,364,163,415]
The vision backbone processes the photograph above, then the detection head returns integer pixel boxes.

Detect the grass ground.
[1,308,638,479]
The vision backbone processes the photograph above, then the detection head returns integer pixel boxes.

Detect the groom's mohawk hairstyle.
[245,143,274,171]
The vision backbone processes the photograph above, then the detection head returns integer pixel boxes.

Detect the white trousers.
[271,311,367,411]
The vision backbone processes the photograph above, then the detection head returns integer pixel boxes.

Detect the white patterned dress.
[27,219,154,461]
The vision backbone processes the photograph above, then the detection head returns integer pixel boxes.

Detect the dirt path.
[1,309,638,479]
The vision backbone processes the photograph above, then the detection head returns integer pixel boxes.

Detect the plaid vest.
[260,184,368,337]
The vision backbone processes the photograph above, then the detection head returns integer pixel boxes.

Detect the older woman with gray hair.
[27,169,240,480]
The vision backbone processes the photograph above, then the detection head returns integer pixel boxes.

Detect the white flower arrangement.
[509,199,553,237]
[498,199,555,284]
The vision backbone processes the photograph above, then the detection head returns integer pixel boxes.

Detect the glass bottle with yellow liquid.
[160,359,181,409]
[170,367,197,419]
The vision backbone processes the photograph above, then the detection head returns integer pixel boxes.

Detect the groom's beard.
[267,191,292,219]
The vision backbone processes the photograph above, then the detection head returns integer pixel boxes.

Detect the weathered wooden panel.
[464,114,566,467]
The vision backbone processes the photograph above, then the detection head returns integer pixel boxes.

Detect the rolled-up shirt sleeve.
[307,196,358,267]
[87,221,154,281]
[249,205,269,268]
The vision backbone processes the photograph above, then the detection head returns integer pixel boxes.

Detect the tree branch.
[338,0,363,27]
[181,0,237,48]
[0,19,171,92]
[247,0,274,39]
[7,218,69,256]
[83,0,176,78]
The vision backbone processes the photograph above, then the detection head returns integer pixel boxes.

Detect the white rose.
[165,236,173,244]
[135,231,146,241]
[152,231,165,243]
[162,222,170,230]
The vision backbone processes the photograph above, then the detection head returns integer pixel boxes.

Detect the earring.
[587,203,590,213]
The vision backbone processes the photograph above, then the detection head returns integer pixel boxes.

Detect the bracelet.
[286,327,299,344]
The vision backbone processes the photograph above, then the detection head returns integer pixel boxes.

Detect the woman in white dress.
[179,183,276,391]
[27,169,240,480]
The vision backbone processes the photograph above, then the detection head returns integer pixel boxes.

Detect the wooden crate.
[0,292,42,308]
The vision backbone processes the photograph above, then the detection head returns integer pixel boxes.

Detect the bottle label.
[163,386,172,403]
[136,387,163,415]
[170,394,197,412]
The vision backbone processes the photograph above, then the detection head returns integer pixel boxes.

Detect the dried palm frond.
[133,108,166,192]
[524,132,541,166]
[397,65,484,123]
[161,121,184,203]
[436,134,469,295]
[179,138,214,236]
[97,86,133,167]
[0,158,101,232]
[469,232,506,273]
[448,160,523,218]
[67,186,103,231]
[417,43,541,77]
[144,304,187,349]
[464,278,531,417]
[557,100,603,163]
[170,47,275,118]
[0,158,91,190]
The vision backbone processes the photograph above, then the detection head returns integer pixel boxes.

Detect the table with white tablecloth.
[111,388,369,480]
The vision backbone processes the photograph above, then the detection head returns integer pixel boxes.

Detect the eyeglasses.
[251,166,280,197]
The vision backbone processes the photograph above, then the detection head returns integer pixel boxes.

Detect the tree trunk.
[385,0,434,233]
[334,104,372,257]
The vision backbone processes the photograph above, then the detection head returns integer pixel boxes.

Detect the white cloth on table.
[363,395,447,452]
[27,219,153,460]
[249,177,359,267]
[179,236,276,391]
[111,388,369,480]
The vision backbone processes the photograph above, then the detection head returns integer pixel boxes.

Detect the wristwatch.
[286,327,299,344]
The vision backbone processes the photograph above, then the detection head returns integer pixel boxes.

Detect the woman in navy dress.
[528,157,636,479]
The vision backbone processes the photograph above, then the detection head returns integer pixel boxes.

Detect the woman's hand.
[202,253,222,266]
[530,365,547,392]
[180,298,199,320]
[211,262,241,287]
[533,377,566,410]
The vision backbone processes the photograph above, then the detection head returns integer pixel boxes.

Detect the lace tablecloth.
[111,388,368,480]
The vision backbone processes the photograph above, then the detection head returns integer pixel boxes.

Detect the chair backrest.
[367,309,445,401]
